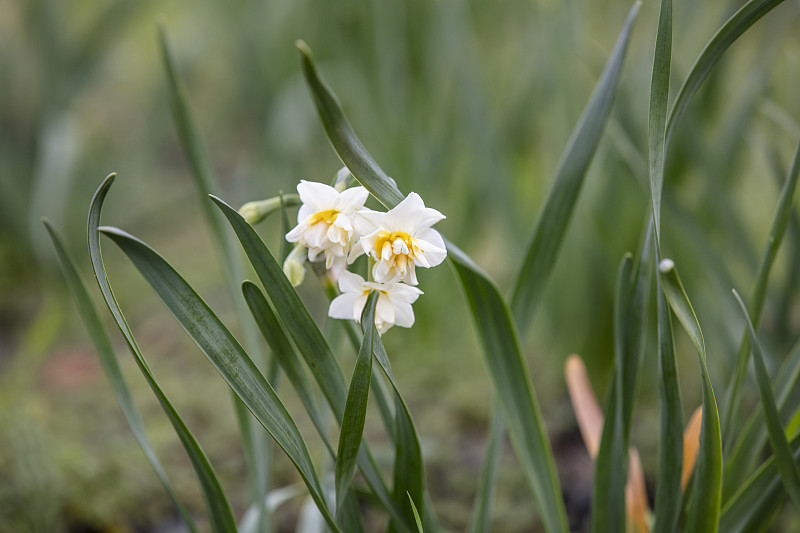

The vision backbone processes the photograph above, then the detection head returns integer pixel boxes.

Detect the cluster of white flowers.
[284,170,446,334]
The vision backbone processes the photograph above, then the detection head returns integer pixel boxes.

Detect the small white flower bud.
[334,166,353,192]
[658,258,675,273]
[283,245,308,287]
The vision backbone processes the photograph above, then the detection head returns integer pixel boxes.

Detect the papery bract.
[328,271,422,334]
[349,192,446,285]
[286,180,369,270]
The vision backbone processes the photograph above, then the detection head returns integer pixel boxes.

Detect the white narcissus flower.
[286,180,369,270]
[328,271,423,334]
[349,192,446,285]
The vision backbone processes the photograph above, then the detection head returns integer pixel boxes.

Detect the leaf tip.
[658,258,674,273]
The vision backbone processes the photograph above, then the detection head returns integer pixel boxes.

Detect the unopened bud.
[239,193,301,225]
[283,245,307,287]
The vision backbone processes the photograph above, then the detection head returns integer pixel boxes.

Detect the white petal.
[413,230,447,268]
[392,301,416,328]
[297,181,338,210]
[376,294,396,325]
[386,283,423,304]
[387,193,445,232]
[329,293,361,320]
[286,223,305,243]
[336,187,369,213]
[338,270,366,293]
[372,261,393,283]
[354,209,384,235]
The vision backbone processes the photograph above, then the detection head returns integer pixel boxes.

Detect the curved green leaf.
[241,281,332,455]
[99,224,341,533]
[723,336,800,503]
[44,219,198,533]
[659,259,722,533]
[87,174,236,532]
[732,290,800,512]
[449,243,568,533]
[510,1,642,330]
[297,40,404,210]
[335,292,377,512]
[648,0,672,239]
[468,403,504,533]
[211,195,415,533]
[652,276,683,533]
[665,0,787,148]
[721,137,800,441]
[720,434,800,533]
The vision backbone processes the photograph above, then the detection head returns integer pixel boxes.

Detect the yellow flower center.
[374,231,415,258]
[309,209,339,225]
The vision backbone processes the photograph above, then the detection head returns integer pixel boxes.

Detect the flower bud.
[283,245,307,287]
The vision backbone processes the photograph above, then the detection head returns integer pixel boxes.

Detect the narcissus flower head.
[286,180,369,270]
[349,192,446,285]
[328,271,423,334]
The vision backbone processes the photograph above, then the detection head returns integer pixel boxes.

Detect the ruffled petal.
[297,180,338,210]
[328,292,361,320]
[336,186,369,213]
[392,301,416,328]
[338,270,366,293]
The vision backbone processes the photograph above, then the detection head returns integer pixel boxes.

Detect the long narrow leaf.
[297,33,570,533]
[44,220,198,533]
[732,290,800,511]
[664,0,787,148]
[99,224,342,533]
[449,244,568,533]
[87,174,237,532]
[510,1,642,330]
[652,279,683,533]
[591,256,634,533]
[211,195,415,533]
[723,336,800,503]
[720,434,800,533]
[721,137,800,441]
[242,281,332,455]
[659,259,722,533]
[648,0,672,239]
[335,292,377,512]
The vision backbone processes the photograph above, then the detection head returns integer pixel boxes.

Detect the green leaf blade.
[87,174,237,533]
[659,260,722,533]
[511,0,642,331]
[335,292,377,511]
[99,224,342,533]
[44,219,198,533]
[732,290,800,512]
[449,243,568,533]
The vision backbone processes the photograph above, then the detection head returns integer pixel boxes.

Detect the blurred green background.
[2,0,800,531]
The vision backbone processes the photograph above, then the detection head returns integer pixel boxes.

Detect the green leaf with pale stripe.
[724,336,800,503]
[241,281,332,455]
[652,276,683,533]
[87,174,237,533]
[721,137,800,442]
[99,224,342,533]
[659,260,722,533]
[591,256,633,533]
[648,0,672,239]
[449,243,568,533]
[665,0,787,149]
[335,292,377,512]
[44,220,198,533]
[211,195,415,533]
[510,1,642,330]
[732,290,800,512]
[720,434,800,533]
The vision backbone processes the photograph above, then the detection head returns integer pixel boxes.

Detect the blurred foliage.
[1,0,800,530]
